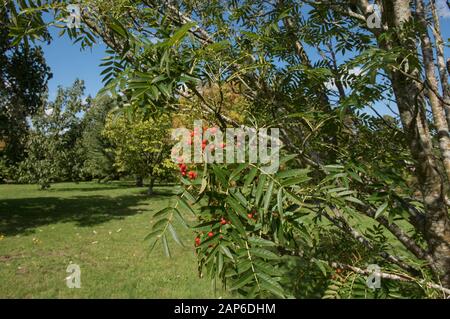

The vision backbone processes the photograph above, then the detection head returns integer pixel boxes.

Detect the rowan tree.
[8,0,450,297]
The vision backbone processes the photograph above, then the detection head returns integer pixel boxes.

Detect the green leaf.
[152,218,169,230]
[280,176,312,187]
[250,247,279,260]
[343,196,364,205]
[253,260,282,276]
[161,234,171,257]
[212,165,228,188]
[230,163,248,182]
[177,196,196,216]
[153,207,172,219]
[226,196,248,218]
[144,229,163,241]
[165,22,196,47]
[248,237,276,247]
[255,174,267,206]
[375,202,389,219]
[226,209,246,235]
[218,252,224,274]
[263,180,274,215]
[312,258,329,276]
[168,223,184,247]
[279,154,298,165]
[231,190,249,209]
[108,20,128,38]
[257,272,285,298]
[244,167,258,188]
[181,190,197,203]
[220,245,235,260]
[276,168,310,179]
[230,270,254,290]
[173,208,189,229]
[277,187,283,215]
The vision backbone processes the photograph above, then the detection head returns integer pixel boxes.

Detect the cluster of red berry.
[194,210,259,247]
[194,216,233,247]
[178,162,198,180]
[194,231,216,247]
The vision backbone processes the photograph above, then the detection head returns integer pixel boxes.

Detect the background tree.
[0,4,52,167]
[103,110,175,195]
[79,94,118,181]
[17,80,88,189]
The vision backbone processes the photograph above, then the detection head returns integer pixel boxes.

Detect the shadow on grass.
[48,182,178,193]
[0,193,171,236]
[49,186,133,193]
[137,189,178,197]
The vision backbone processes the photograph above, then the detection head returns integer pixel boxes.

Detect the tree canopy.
[5,0,450,298]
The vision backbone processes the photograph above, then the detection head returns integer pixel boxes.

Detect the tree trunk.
[378,0,450,287]
[430,0,450,130]
[135,175,143,187]
[147,177,155,196]
[416,0,450,182]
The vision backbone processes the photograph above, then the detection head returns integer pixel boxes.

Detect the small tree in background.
[103,111,175,195]
[79,95,118,181]
[17,80,88,189]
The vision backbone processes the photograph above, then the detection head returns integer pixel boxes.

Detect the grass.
[0,182,233,298]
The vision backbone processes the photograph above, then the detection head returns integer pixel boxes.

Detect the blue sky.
[41,27,107,100]
[40,6,450,114]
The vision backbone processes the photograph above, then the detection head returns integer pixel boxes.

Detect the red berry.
[208,231,214,238]
[195,237,201,246]
[181,171,187,176]
[188,171,197,180]
[247,213,253,219]
[220,218,227,225]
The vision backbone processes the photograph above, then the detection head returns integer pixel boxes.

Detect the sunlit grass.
[0,182,232,298]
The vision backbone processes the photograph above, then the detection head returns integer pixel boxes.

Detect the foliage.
[79,95,118,181]
[16,80,88,189]
[7,0,450,298]
[103,110,175,193]
[0,4,52,164]
[147,136,439,298]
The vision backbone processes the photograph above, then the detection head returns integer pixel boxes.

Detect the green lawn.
[0,182,232,298]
